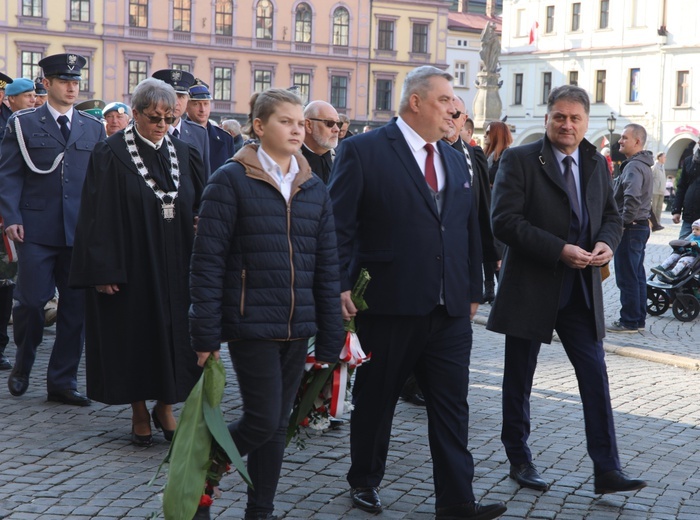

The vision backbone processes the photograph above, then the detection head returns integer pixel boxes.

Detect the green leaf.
[203,356,225,408]
[286,365,335,446]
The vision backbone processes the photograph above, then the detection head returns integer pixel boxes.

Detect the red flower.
[199,494,213,507]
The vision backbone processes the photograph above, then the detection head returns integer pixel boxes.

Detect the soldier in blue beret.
[5,78,37,113]
[103,102,131,136]
[152,69,210,179]
[0,53,106,406]
[186,78,234,174]
[34,77,47,108]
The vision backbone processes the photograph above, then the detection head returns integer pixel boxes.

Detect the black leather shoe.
[436,501,507,519]
[0,354,11,370]
[350,487,382,513]
[509,462,550,491]
[131,428,153,447]
[8,370,28,396]
[192,506,211,520]
[401,390,426,406]
[151,407,175,442]
[594,470,647,494]
[47,389,91,406]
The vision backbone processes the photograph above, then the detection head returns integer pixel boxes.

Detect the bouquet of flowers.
[286,269,371,446]
[151,356,251,520]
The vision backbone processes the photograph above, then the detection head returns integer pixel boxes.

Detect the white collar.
[396,116,440,156]
[134,124,164,149]
[46,103,74,123]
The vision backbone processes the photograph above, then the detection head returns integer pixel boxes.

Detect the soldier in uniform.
[5,78,36,113]
[75,99,106,120]
[186,78,234,173]
[152,69,210,180]
[0,53,106,405]
[0,73,13,142]
[34,78,47,108]
[103,102,131,137]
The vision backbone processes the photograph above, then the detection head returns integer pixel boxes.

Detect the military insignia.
[67,54,77,70]
[0,81,6,89]
[93,101,100,108]
[171,70,182,82]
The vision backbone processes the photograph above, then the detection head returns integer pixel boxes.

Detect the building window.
[516,9,528,37]
[128,60,148,93]
[173,0,190,32]
[70,0,90,22]
[215,0,233,36]
[376,79,392,111]
[571,3,581,31]
[628,68,640,102]
[631,0,644,27]
[79,56,91,92]
[253,69,272,92]
[294,3,312,43]
[454,62,468,88]
[129,0,148,27]
[212,66,232,101]
[412,23,429,53]
[333,7,349,47]
[22,0,42,17]
[542,72,552,104]
[378,20,394,51]
[330,75,348,109]
[256,0,273,40]
[676,71,690,107]
[292,72,311,105]
[545,6,555,33]
[172,63,191,72]
[514,73,523,105]
[569,71,578,86]
[595,70,606,103]
[21,50,43,80]
[599,0,609,29]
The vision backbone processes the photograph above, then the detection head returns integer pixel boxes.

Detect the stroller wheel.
[672,294,700,322]
[647,288,670,316]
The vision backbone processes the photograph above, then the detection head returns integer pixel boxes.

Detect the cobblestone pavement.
[0,211,697,519]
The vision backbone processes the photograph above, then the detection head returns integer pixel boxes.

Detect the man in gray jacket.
[607,124,653,333]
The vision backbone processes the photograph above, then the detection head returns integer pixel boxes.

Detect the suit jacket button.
[436,255,441,261]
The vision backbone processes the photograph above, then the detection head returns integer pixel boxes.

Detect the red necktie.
[424,143,438,191]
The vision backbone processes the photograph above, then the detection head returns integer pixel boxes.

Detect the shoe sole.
[594,483,647,494]
[606,328,638,333]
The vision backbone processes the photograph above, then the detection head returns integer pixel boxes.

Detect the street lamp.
[606,112,616,149]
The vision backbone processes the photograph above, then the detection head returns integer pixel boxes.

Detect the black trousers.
[348,307,476,508]
[227,339,307,517]
[501,283,621,475]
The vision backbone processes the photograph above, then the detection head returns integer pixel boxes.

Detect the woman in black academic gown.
[70,77,205,446]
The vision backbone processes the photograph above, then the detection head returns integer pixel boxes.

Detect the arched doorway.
[666,136,696,176]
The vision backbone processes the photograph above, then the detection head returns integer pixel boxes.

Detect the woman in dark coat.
[70,78,205,446]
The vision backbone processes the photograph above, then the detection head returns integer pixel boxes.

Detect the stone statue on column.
[472,21,503,132]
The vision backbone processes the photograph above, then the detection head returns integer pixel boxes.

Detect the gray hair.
[398,66,453,114]
[222,119,241,135]
[624,123,647,146]
[131,78,177,113]
[547,85,590,115]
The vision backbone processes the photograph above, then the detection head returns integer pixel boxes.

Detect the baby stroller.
[647,240,700,322]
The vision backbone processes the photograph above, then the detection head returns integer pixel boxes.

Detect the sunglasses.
[141,112,176,125]
[307,118,343,129]
[451,111,464,119]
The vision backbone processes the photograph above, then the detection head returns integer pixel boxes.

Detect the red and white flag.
[529,21,539,45]
[601,136,610,147]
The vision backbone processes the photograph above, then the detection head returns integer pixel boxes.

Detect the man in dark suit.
[186,79,234,174]
[488,85,646,495]
[0,53,106,405]
[152,69,210,180]
[330,65,506,520]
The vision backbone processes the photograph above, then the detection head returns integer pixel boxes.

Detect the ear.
[304,118,313,133]
[252,118,264,138]
[409,92,421,113]
[42,77,50,90]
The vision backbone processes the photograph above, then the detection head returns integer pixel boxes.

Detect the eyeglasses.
[307,118,342,129]
[451,111,464,119]
[140,112,176,125]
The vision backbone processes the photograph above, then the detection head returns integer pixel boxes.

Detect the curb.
[472,315,700,372]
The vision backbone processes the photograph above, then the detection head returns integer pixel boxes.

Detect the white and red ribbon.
[329,332,371,418]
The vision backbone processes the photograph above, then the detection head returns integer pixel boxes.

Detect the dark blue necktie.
[57,115,71,142]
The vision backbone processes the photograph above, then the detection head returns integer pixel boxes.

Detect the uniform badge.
[171,70,182,82]
[67,54,78,70]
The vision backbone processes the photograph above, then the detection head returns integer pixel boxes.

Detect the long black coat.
[487,136,621,343]
[69,131,205,404]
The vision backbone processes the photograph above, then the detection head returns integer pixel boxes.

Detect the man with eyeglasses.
[301,100,341,185]
[0,53,105,405]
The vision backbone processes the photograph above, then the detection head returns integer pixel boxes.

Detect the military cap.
[0,73,13,90]
[152,69,195,93]
[189,78,212,100]
[38,53,87,80]
[34,78,47,96]
[75,99,106,119]
[103,102,132,117]
[5,78,35,97]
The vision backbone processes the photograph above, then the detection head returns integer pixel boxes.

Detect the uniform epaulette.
[13,107,37,118]
[76,109,104,124]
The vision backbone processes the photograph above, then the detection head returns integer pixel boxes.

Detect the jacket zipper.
[240,268,246,316]
[286,203,294,339]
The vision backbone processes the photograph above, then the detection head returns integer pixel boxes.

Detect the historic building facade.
[498,0,700,172]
